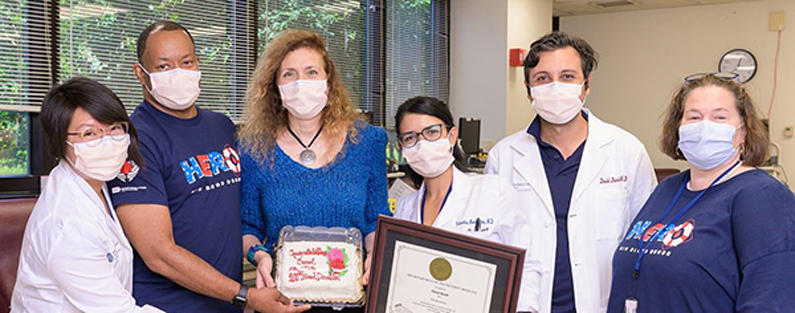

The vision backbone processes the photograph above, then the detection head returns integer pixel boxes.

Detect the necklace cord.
[287,124,324,149]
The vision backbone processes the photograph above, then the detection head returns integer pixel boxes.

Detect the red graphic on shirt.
[662,219,695,250]
[179,144,241,185]
[117,160,139,182]
[223,144,241,175]
[642,223,666,242]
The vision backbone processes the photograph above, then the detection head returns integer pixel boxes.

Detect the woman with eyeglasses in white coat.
[393,96,537,312]
[11,77,162,312]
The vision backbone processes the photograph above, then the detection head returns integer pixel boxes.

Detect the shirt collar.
[526,110,590,142]
[140,99,203,126]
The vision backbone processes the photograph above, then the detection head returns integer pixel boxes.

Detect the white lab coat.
[11,161,162,313]
[484,111,656,313]
[395,167,537,312]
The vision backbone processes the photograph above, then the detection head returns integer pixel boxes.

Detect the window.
[0,0,54,178]
[0,0,449,192]
[258,0,376,121]
[59,0,254,121]
[386,0,449,129]
[257,0,449,127]
[0,110,28,176]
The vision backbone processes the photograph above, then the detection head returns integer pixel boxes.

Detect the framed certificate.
[366,216,525,313]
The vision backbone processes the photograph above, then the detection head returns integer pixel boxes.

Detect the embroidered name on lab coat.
[599,175,628,184]
[456,217,495,232]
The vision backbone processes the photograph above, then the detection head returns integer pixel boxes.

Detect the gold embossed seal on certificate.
[366,216,525,313]
[429,257,452,281]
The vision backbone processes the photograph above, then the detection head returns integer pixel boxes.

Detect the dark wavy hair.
[523,31,598,95]
[395,96,470,187]
[41,77,145,168]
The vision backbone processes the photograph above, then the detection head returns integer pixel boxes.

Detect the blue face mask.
[678,120,741,170]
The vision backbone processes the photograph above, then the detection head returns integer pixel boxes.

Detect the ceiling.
[553,0,762,16]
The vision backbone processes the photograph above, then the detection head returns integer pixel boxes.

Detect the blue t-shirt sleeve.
[108,130,169,207]
[240,150,265,240]
[362,125,390,234]
[732,177,795,312]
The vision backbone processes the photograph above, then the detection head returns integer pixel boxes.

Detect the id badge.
[624,298,638,313]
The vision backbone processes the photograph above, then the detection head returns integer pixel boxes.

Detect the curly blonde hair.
[239,29,360,162]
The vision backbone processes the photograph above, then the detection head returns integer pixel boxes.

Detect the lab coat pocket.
[594,190,629,309]
[594,189,629,241]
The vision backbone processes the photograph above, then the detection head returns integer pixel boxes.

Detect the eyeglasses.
[398,123,447,148]
[684,72,741,83]
[67,122,129,146]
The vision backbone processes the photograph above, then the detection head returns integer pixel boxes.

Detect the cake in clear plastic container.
[274,226,364,309]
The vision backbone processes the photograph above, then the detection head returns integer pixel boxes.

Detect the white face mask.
[139,64,201,111]
[66,134,130,181]
[278,80,329,119]
[402,134,455,178]
[678,120,741,170]
[530,81,586,124]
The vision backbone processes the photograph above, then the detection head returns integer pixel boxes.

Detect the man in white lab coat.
[485,32,656,313]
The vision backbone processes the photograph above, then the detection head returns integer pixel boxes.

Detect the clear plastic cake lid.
[275,226,365,310]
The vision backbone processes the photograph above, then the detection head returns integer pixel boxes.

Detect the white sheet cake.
[275,240,363,303]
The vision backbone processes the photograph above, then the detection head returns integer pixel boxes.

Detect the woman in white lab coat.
[393,96,536,311]
[11,77,162,312]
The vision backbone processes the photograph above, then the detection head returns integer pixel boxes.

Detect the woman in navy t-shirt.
[608,73,795,312]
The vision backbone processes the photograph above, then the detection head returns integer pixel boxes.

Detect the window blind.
[0,0,54,176]
[385,0,449,129]
[59,0,255,121]
[0,0,54,108]
[258,0,377,122]
[0,0,450,178]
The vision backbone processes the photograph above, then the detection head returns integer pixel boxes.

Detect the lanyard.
[632,161,740,281]
[420,183,453,225]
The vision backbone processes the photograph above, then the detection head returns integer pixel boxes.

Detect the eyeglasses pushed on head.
[684,72,741,83]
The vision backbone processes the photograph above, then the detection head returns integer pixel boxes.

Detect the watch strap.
[231,283,249,309]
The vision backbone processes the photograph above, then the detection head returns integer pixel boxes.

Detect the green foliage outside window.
[0,1,30,176]
[0,0,440,177]
[258,0,367,107]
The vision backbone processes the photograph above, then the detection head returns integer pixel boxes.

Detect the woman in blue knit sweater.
[237,29,390,309]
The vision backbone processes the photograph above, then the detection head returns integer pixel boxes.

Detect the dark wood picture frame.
[365,216,525,313]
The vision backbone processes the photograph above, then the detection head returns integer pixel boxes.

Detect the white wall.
[451,0,552,149]
[561,0,794,183]
[506,0,554,136]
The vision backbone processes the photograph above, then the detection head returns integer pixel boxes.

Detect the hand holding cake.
[246,287,311,313]
[362,232,375,286]
[238,28,392,311]
[254,252,276,288]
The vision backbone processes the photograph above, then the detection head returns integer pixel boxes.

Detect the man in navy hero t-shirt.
[108,21,307,313]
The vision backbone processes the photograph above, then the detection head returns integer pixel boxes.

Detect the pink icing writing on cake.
[287,246,350,283]
[276,241,362,302]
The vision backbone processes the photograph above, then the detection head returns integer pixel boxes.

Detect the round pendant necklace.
[287,124,324,165]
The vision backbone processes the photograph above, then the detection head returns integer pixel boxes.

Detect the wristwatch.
[231,284,248,309]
